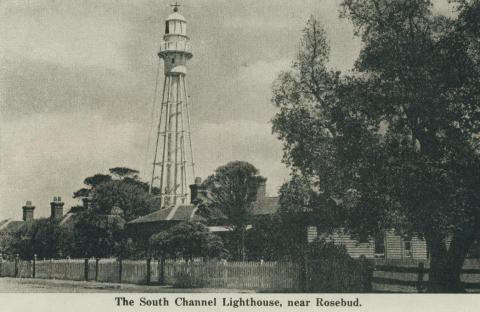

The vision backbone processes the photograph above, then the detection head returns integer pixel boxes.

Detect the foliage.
[73,167,157,222]
[68,210,126,258]
[244,215,288,261]
[272,1,480,292]
[109,167,139,179]
[0,231,15,259]
[5,219,67,260]
[305,240,373,293]
[202,161,266,260]
[90,180,156,221]
[150,222,226,260]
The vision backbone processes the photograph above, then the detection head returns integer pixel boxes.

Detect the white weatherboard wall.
[307,227,429,260]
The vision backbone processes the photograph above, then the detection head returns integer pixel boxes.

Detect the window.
[374,234,385,258]
[165,21,169,34]
[404,237,412,258]
[172,58,175,64]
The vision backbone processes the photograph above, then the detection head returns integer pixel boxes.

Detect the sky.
[0,0,453,220]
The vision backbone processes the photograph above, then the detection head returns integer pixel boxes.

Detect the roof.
[0,219,26,233]
[251,197,279,215]
[167,12,186,22]
[129,197,280,225]
[0,219,10,229]
[129,204,205,224]
[59,212,79,229]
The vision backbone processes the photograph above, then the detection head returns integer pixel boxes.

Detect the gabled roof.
[129,204,205,224]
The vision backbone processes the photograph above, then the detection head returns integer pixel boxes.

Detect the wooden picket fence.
[373,259,480,293]
[0,258,300,291]
[7,257,479,292]
[164,260,300,290]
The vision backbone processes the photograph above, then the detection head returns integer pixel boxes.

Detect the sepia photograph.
[1,0,480,299]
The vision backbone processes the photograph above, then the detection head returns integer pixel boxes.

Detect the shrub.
[304,239,373,292]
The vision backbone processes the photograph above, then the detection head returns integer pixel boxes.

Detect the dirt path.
[0,277,256,293]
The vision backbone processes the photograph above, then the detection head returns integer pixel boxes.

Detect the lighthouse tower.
[150,4,195,207]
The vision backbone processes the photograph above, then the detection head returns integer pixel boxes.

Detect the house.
[0,201,38,235]
[307,227,428,260]
[127,178,279,239]
[128,177,431,260]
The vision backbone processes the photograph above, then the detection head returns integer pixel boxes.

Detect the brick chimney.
[22,201,35,221]
[50,196,64,220]
[256,179,267,201]
[81,197,91,210]
[189,177,203,204]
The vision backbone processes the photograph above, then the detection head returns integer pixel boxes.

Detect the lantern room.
[165,11,187,36]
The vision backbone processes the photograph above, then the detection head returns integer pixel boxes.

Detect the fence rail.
[2,257,479,292]
[373,259,480,293]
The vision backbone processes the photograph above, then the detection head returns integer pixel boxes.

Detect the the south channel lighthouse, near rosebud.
[149,4,196,208]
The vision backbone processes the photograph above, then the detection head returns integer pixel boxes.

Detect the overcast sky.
[0,0,453,220]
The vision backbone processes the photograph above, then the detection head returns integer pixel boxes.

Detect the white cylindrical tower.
[150,5,195,207]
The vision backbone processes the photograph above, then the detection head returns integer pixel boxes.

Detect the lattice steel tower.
[150,4,195,207]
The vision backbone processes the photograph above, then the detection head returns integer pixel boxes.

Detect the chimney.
[82,197,91,210]
[189,177,202,204]
[50,196,64,220]
[256,179,267,201]
[22,201,35,221]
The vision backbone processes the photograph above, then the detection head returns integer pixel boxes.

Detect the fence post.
[32,254,37,278]
[159,256,165,285]
[417,262,425,293]
[84,258,89,282]
[299,254,308,292]
[14,254,19,278]
[95,258,99,281]
[146,258,151,285]
[223,259,228,288]
[118,257,123,284]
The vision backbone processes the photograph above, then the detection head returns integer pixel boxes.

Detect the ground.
[0,278,256,293]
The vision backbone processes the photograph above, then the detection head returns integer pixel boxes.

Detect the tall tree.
[202,161,266,260]
[68,167,158,258]
[272,1,480,292]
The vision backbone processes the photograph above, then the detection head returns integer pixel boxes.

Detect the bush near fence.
[373,259,480,293]
[305,257,373,293]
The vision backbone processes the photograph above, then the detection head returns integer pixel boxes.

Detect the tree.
[245,215,287,261]
[91,180,157,221]
[201,161,266,260]
[69,210,126,258]
[68,167,158,258]
[73,167,157,221]
[109,167,140,180]
[272,1,480,292]
[150,222,226,260]
[7,219,67,260]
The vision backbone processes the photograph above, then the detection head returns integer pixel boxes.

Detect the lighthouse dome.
[167,12,186,22]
